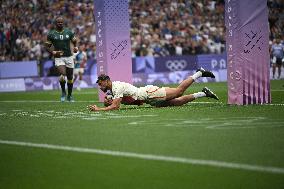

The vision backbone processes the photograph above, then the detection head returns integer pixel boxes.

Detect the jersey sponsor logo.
[66,35,69,39]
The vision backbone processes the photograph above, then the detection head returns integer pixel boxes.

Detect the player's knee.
[67,74,73,83]
[67,79,73,84]
[175,89,183,98]
[59,75,65,82]
[57,67,66,76]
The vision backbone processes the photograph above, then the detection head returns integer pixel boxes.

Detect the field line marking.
[0,139,283,174]
[271,90,284,92]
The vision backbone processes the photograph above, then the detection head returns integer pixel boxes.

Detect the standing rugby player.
[73,44,87,91]
[44,16,78,102]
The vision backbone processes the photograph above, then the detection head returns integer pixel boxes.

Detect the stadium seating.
[0,0,282,62]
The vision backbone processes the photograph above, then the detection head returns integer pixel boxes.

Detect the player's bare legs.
[165,68,215,101]
[77,71,83,91]
[277,64,281,79]
[73,71,80,90]
[164,77,194,100]
[156,87,219,107]
[272,64,276,79]
[66,67,74,102]
[79,72,83,81]
[57,65,67,102]
[157,94,195,107]
[73,74,78,83]
[57,65,67,75]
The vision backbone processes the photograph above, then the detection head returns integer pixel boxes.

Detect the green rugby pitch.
[0,81,283,189]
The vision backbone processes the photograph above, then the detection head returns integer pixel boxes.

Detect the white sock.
[192,92,206,99]
[190,71,202,81]
[78,80,82,86]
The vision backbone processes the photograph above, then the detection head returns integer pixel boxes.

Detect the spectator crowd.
[0,0,283,62]
[0,0,95,62]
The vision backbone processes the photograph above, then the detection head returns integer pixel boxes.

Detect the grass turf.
[0,80,283,189]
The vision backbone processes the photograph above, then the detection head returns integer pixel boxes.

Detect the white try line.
[0,139,283,175]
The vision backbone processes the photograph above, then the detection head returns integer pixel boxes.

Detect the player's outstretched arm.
[89,98,122,111]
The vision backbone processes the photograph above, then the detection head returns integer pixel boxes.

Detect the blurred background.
[0,0,283,92]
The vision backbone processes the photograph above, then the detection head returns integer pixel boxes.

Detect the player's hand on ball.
[73,47,78,53]
[88,104,99,111]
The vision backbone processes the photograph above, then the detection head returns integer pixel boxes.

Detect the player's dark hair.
[96,74,110,83]
[54,16,64,24]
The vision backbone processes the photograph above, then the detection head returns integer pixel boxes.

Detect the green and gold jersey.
[46,28,76,57]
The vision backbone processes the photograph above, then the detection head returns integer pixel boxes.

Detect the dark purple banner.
[43,54,224,76]
[41,59,97,77]
[1,53,229,92]
[133,55,197,73]
[24,76,96,91]
[197,54,227,71]
[0,61,38,79]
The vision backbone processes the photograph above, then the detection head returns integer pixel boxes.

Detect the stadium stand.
[0,0,282,62]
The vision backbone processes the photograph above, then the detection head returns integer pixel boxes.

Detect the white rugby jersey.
[111,81,165,101]
[111,81,143,100]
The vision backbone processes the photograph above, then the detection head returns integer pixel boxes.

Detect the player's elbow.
[108,103,120,110]
[44,41,51,46]
[44,42,52,49]
[112,105,120,110]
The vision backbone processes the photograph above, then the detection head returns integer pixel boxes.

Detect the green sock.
[67,80,73,97]
[59,80,66,95]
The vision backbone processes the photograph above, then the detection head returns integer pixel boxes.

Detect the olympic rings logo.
[166,60,187,71]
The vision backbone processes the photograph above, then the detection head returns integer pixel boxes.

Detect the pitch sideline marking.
[0,139,283,175]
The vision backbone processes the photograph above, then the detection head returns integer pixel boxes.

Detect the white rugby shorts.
[73,68,85,75]
[55,56,74,68]
[145,85,166,100]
